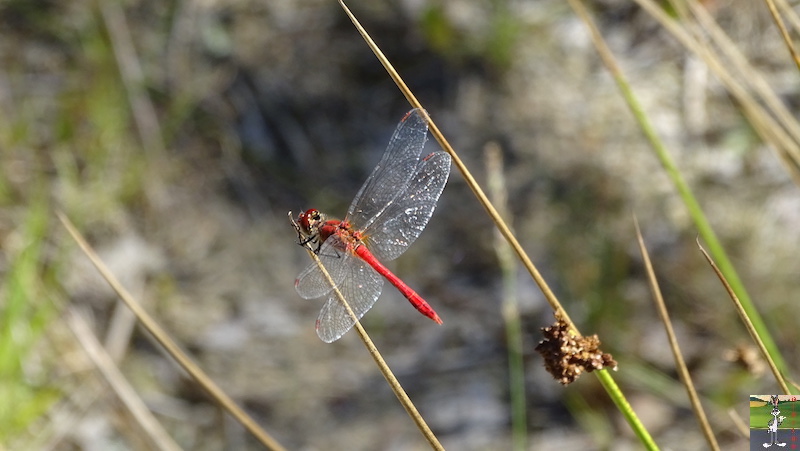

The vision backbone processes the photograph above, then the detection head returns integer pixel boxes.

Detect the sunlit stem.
[303,250,445,450]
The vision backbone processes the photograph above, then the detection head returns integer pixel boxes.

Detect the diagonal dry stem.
[338,2,657,448]
[641,0,800,185]
[727,408,750,439]
[684,0,800,168]
[66,308,183,451]
[696,239,790,394]
[634,217,719,450]
[98,1,165,156]
[301,249,444,450]
[337,0,568,327]
[763,0,800,72]
[774,0,800,38]
[570,0,792,382]
[56,211,287,451]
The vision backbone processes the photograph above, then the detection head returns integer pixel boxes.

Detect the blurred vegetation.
[1,0,798,448]
[421,1,520,69]
[0,1,155,443]
[0,189,59,441]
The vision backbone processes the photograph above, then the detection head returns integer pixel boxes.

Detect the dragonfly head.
[297,208,324,237]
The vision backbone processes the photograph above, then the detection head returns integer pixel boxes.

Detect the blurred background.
[2,0,797,449]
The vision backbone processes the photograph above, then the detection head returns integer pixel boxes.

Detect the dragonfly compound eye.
[298,209,324,234]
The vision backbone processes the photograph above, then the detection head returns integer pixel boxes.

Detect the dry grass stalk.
[66,308,182,451]
[301,249,444,450]
[634,218,719,450]
[57,211,287,451]
[696,239,790,395]
[339,1,657,447]
[338,0,571,326]
[763,0,800,72]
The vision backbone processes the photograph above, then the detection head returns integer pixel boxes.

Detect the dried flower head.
[535,316,617,385]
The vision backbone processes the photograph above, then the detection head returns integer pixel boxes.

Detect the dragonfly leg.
[289,210,322,251]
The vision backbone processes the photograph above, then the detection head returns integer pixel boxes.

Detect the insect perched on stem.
[291,109,450,342]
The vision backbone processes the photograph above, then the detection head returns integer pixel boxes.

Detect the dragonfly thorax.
[295,208,349,252]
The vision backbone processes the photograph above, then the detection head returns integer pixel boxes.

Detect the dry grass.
[1,0,798,449]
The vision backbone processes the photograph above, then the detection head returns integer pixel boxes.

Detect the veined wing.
[294,236,351,300]
[346,109,430,232]
[363,151,451,262]
[315,256,384,343]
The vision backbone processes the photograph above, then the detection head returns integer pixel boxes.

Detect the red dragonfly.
[292,109,451,342]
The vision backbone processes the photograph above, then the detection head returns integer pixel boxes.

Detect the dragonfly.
[292,109,451,342]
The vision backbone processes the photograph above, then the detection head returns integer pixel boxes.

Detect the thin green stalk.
[596,370,659,450]
[505,310,527,450]
[567,0,792,384]
[339,1,659,446]
[486,145,527,450]
[697,240,790,395]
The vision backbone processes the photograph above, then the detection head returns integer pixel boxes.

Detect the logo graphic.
[750,395,797,449]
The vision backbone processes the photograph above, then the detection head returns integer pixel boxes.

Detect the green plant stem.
[504,304,527,451]
[596,370,659,450]
[486,145,527,450]
[339,1,659,446]
[697,240,790,394]
[567,0,791,383]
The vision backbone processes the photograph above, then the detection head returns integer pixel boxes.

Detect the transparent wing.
[364,151,451,261]
[294,236,350,300]
[315,258,383,343]
[294,234,385,342]
[347,109,430,231]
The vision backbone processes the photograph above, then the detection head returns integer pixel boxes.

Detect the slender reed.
[57,211,287,451]
[337,0,566,322]
[634,218,719,450]
[300,249,444,450]
[568,0,793,386]
[66,309,182,451]
[696,240,790,394]
[486,144,526,451]
[338,1,657,448]
[764,0,800,71]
